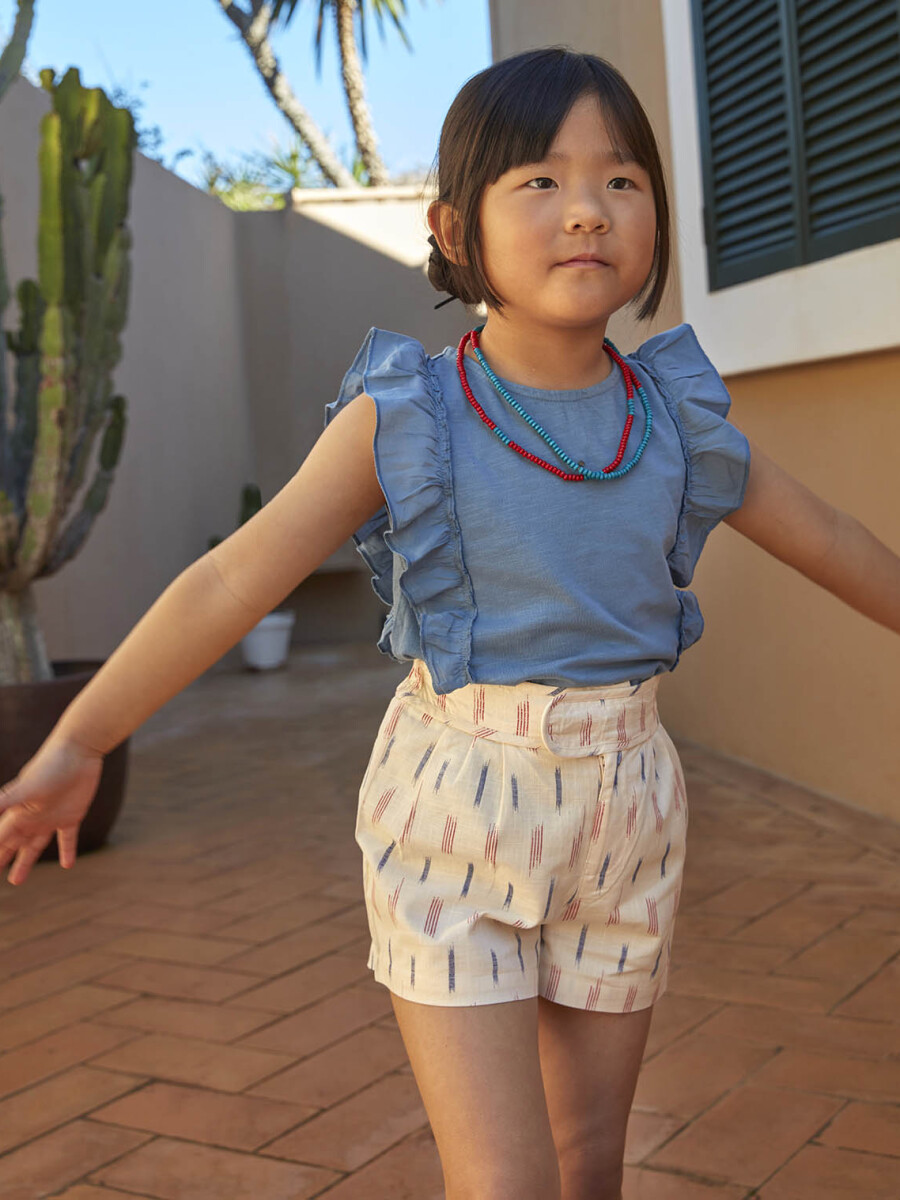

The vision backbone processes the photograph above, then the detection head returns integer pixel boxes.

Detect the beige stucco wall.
[680,350,900,822]
[234,191,473,569]
[232,192,476,648]
[490,0,900,821]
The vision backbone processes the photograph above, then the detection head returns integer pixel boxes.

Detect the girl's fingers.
[7,836,50,886]
[0,743,102,881]
[0,823,77,882]
[0,813,48,879]
[0,828,23,873]
[57,827,78,869]
[8,835,55,892]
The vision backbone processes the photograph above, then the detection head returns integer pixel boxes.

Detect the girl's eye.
[524,176,636,191]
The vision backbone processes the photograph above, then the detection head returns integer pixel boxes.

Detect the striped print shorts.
[355,658,689,1011]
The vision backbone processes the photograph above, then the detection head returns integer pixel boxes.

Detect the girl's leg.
[537,996,656,1200]
[390,991,562,1200]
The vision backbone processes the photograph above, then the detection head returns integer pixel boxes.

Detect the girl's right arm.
[0,392,385,881]
[55,391,384,755]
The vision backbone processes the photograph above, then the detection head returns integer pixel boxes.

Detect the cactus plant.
[0,10,137,686]
[0,0,33,104]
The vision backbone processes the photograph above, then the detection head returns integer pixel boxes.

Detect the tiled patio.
[0,640,897,1199]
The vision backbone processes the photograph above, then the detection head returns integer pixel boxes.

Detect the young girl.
[1,46,897,1200]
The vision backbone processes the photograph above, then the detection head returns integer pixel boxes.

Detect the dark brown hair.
[424,46,671,321]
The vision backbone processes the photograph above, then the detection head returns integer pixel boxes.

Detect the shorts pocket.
[358,700,455,853]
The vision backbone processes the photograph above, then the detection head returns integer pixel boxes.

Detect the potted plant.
[208,484,296,670]
[0,2,138,861]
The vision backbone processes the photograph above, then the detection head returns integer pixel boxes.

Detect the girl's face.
[476,93,657,328]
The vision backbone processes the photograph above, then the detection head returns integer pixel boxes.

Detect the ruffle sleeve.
[630,323,751,589]
[323,327,476,695]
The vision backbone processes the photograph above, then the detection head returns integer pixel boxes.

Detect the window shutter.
[797,0,900,255]
[691,0,900,290]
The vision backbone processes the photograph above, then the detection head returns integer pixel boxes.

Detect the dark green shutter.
[691,0,900,289]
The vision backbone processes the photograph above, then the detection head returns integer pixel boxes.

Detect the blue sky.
[3,0,492,184]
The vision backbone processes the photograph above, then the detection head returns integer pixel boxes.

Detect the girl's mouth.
[557,259,609,268]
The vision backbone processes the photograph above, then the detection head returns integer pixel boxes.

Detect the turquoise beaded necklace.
[456,325,653,481]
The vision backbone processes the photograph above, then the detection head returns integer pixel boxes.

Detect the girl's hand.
[0,735,105,886]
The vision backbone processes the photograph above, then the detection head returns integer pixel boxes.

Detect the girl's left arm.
[722,434,900,636]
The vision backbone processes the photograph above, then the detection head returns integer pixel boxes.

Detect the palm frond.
[270,0,421,75]
[270,0,302,26]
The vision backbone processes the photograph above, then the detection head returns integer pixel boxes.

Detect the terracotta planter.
[0,660,130,862]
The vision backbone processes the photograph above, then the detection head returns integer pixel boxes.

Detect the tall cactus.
[0,31,136,685]
[0,0,33,103]
[0,0,35,530]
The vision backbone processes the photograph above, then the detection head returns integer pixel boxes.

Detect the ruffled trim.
[323,327,476,695]
[630,323,751,589]
[674,588,704,668]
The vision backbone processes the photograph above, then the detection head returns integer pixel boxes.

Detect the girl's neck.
[465,317,614,391]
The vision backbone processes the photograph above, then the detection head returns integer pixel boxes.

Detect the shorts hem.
[369,958,538,1006]
[368,958,669,1012]
[542,967,669,1013]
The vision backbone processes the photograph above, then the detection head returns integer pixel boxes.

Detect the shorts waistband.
[395,659,661,758]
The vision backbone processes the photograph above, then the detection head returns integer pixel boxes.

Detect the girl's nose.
[564,199,611,234]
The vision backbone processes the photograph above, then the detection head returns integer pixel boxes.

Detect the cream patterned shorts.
[355,659,689,1011]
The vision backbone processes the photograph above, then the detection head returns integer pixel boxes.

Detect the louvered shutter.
[690,0,900,289]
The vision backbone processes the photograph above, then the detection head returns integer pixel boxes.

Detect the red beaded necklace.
[455,326,652,481]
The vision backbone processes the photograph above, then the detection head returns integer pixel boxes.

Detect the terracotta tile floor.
[1,641,898,1199]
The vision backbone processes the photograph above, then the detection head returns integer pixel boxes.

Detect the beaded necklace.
[455,325,653,481]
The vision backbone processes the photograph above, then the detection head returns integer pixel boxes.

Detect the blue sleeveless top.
[323,323,750,696]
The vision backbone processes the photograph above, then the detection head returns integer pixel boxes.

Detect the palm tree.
[272,0,424,185]
[217,1,432,188]
[218,1,355,187]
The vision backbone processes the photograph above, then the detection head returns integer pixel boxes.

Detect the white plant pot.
[240,610,296,671]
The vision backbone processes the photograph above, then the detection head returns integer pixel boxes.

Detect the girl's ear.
[427,201,468,267]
